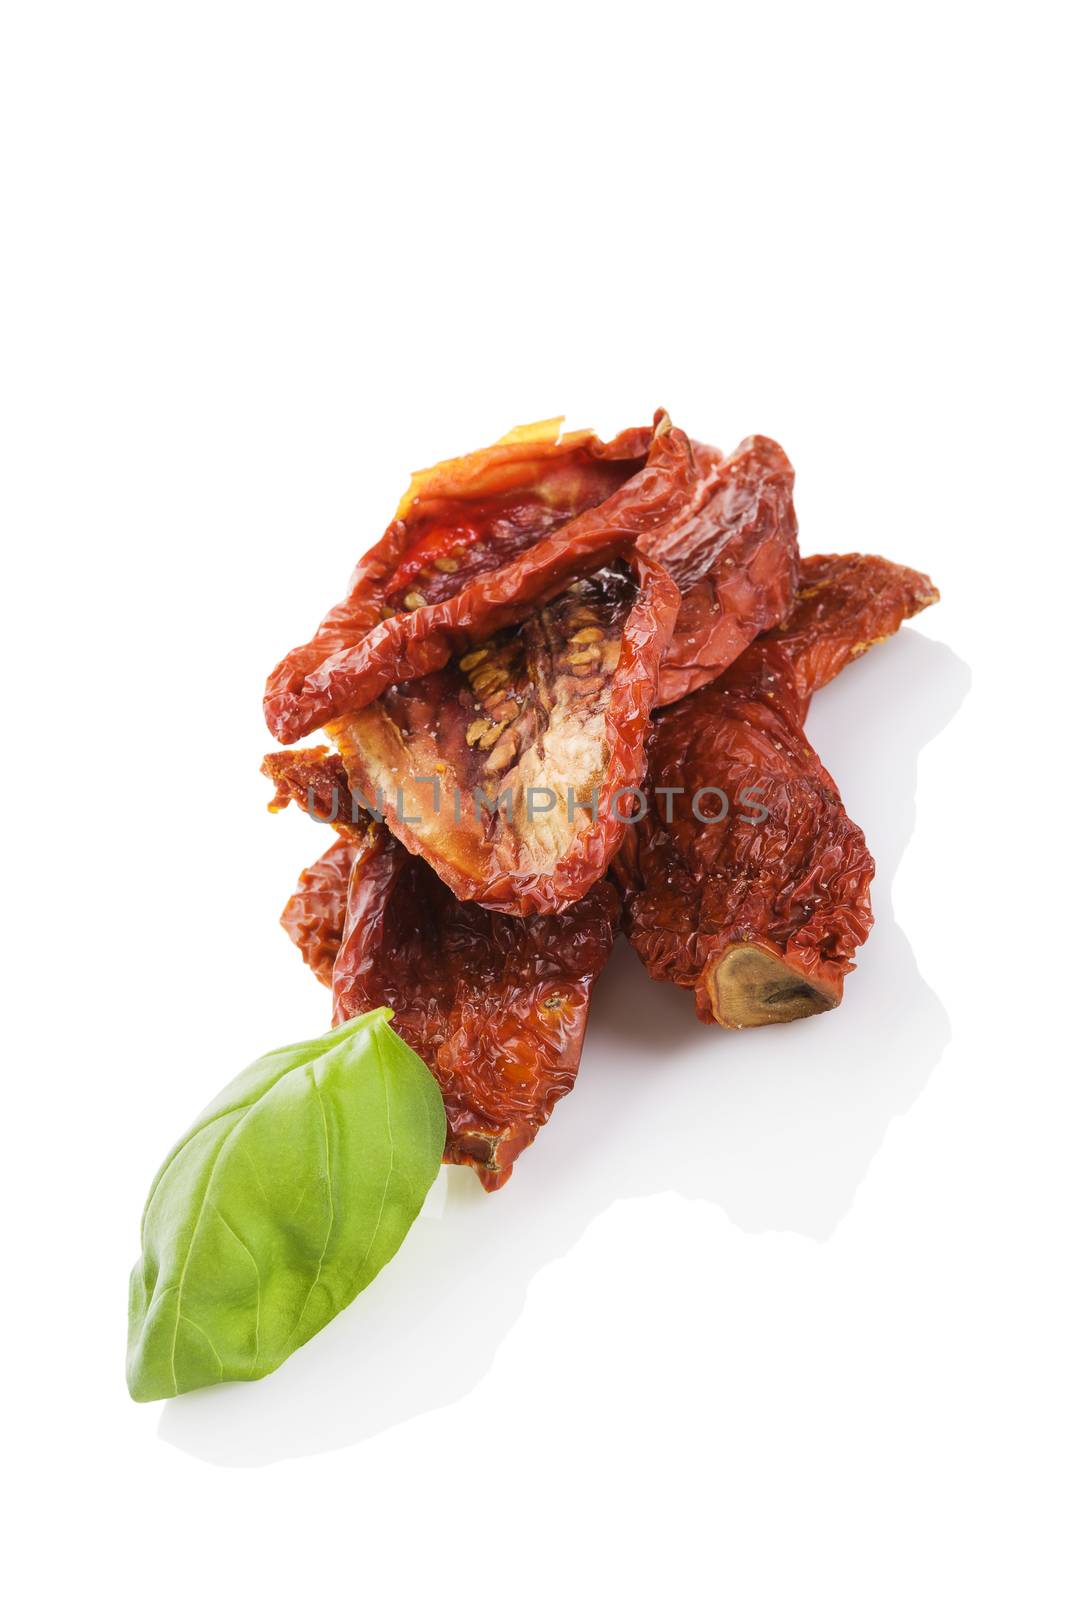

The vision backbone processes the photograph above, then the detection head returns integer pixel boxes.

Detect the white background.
[2,3,1064,1596]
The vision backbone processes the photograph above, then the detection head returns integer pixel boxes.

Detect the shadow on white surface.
[159,630,969,1466]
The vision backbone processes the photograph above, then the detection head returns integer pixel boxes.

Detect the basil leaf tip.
[127,1007,446,1402]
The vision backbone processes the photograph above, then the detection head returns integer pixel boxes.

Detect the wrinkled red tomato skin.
[645,435,800,706]
[264,422,654,744]
[621,554,939,1022]
[266,749,619,1190]
[264,423,803,920]
[279,835,359,986]
[331,832,619,1188]
[265,419,798,740]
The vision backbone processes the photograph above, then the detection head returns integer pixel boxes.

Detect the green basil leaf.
[127,1007,445,1402]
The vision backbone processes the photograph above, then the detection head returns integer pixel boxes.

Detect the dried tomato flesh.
[618,554,939,1026]
[265,421,801,745]
[264,747,361,828]
[264,418,654,744]
[265,412,799,742]
[332,829,619,1190]
[279,834,360,986]
[266,417,789,742]
[642,433,800,705]
[327,552,679,916]
[264,746,369,982]
[265,749,619,1189]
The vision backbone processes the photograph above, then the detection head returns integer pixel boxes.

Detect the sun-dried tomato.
[642,434,800,705]
[263,747,362,828]
[265,749,619,1189]
[618,553,939,1026]
[264,418,656,744]
[332,830,619,1190]
[265,417,805,746]
[327,551,679,916]
[279,834,360,987]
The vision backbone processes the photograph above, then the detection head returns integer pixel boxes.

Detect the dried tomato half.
[263,746,361,829]
[265,749,619,1190]
[264,417,657,744]
[642,434,800,705]
[327,551,680,916]
[279,834,360,987]
[618,554,939,1026]
[331,830,619,1191]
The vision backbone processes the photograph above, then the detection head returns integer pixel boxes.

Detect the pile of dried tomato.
[263,415,938,1189]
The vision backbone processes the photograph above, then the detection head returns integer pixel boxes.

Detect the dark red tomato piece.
[331,828,619,1191]
[327,552,680,916]
[265,749,619,1190]
[618,554,939,1025]
[278,835,361,987]
[263,746,361,829]
[641,434,800,705]
[264,417,656,744]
